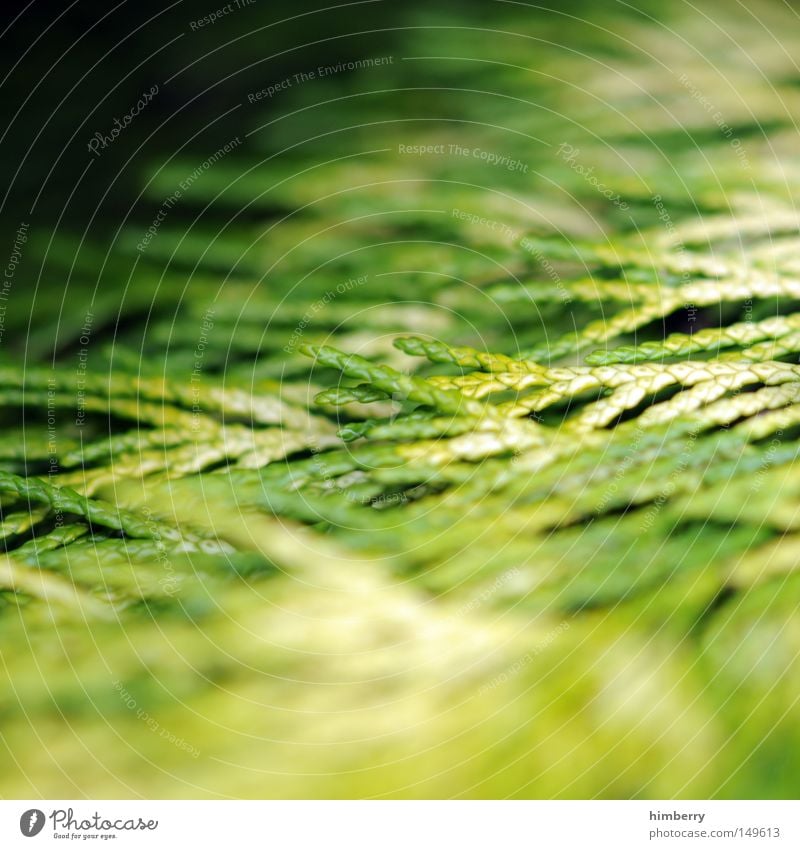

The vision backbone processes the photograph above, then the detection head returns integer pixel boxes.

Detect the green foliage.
[3,0,800,799]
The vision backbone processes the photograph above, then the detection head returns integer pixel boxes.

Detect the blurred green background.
[1,0,799,799]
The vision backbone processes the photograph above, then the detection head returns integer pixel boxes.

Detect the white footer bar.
[2,800,797,848]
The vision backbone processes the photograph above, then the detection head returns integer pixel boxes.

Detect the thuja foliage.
[3,0,800,798]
